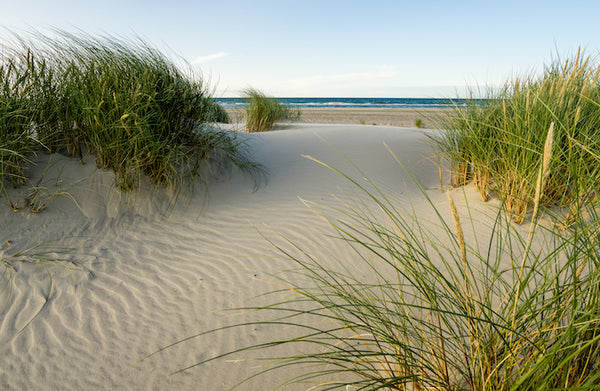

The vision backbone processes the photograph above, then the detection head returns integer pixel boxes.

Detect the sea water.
[214,97,482,109]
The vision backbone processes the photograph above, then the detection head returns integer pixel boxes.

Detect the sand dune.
[1,124,459,390]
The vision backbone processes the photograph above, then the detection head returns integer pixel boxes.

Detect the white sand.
[0,124,486,390]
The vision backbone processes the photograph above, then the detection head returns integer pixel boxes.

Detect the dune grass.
[247,176,600,390]
[243,88,300,132]
[0,29,257,199]
[432,50,600,223]
[0,54,41,189]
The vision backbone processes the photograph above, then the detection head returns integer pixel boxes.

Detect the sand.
[227,107,451,128]
[0,122,491,390]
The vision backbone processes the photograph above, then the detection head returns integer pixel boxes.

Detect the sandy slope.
[1,124,458,390]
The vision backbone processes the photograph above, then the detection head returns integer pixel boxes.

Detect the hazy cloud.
[192,52,229,64]
[291,65,399,89]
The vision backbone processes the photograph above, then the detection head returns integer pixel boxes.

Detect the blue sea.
[215,97,477,109]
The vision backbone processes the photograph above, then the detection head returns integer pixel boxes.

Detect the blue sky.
[2,0,600,97]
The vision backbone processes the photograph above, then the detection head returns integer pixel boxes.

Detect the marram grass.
[243,88,300,132]
[433,50,600,223]
[0,29,257,200]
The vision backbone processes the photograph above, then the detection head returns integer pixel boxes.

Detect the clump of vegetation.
[415,118,424,128]
[0,29,255,199]
[243,88,300,132]
[0,53,40,189]
[204,98,231,123]
[433,50,600,223]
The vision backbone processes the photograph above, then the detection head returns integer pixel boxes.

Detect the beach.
[2,3,598,388]
[0,120,477,390]
[0,112,561,390]
[227,107,451,127]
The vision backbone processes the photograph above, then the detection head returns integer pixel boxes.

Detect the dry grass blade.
[531,121,554,223]
[521,121,554,270]
[447,192,467,271]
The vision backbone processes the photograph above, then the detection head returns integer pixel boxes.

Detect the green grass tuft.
[0,29,256,198]
[243,88,300,132]
[432,50,600,223]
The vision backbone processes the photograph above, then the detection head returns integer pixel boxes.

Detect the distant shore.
[226,107,451,128]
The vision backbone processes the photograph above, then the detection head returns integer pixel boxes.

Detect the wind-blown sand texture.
[0,123,488,390]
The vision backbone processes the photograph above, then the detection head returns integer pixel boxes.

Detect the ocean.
[215,97,479,109]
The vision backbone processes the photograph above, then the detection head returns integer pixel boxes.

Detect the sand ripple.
[0,125,440,390]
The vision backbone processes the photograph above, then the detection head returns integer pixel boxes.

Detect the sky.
[1,0,600,98]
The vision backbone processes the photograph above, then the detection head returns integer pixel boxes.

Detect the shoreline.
[226,107,451,128]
